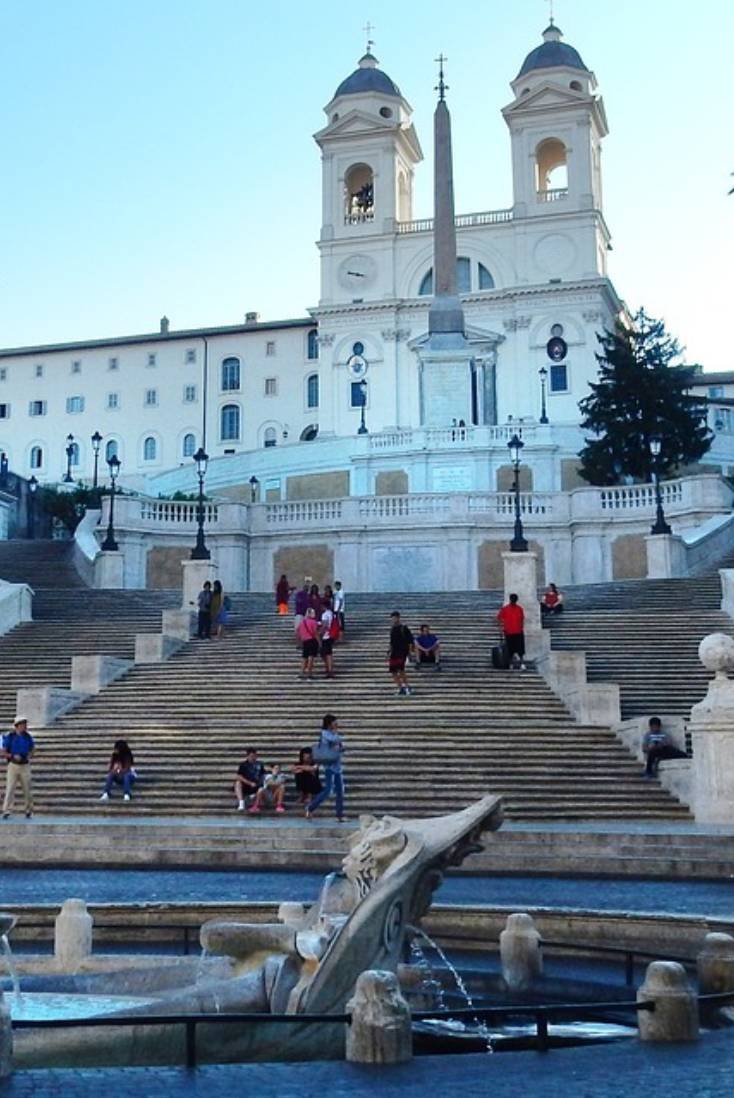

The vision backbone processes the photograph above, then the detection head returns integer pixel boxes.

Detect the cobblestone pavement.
[1,868,733,917]
[1,1034,733,1098]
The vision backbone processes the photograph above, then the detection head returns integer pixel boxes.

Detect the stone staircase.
[548,573,733,718]
[24,591,687,821]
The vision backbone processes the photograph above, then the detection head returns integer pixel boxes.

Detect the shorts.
[504,633,525,658]
[302,639,319,658]
[389,656,406,674]
[320,638,333,657]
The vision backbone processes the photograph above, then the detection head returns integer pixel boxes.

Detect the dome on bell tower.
[333,52,402,99]
[517,22,589,78]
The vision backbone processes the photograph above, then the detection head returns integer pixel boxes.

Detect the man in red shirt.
[497,593,526,670]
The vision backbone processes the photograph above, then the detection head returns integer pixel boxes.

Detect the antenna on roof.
[363,20,375,53]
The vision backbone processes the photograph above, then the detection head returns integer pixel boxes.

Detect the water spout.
[411,926,493,1053]
[1,934,20,1001]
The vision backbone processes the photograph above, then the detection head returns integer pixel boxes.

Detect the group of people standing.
[195,580,230,639]
[279,577,345,681]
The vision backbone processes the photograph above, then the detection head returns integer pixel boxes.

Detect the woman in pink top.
[298,608,320,680]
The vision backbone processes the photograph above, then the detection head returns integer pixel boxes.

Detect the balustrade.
[139,500,219,525]
[265,500,343,525]
[536,188,568,203]
[396,208,513,235]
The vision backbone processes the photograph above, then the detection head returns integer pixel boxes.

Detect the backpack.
[223,595,232,612]
[311,735,341,765]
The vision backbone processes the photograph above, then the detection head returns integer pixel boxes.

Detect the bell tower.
[502,22,608,219]
[314,50,422,304]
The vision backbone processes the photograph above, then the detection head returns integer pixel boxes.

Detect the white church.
[1,22,732,591]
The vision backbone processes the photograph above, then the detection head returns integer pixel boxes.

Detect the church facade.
[0,22,727,506]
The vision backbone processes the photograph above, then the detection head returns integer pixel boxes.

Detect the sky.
[0,0,732,369]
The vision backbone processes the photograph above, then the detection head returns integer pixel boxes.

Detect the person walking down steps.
[2,715,34,819]
[387,611,415,696]
[306,713,346,821]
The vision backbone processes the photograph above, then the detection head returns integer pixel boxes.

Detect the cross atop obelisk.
[434,53,448,101]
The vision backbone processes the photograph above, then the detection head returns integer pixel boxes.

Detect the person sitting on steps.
[99,739,136,802]
[293,747,322,805]
[249,763,287,814]
[540,583,564,618]
[415,624,442,670]
[642,717,687,778]
[234,747,265,810]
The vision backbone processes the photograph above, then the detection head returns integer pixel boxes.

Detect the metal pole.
[101,470,118,551]
[539,369,549,424]
[358,382,368,435]
[510,456,528,552]
[191,468,210,560]
[651,469,672,535]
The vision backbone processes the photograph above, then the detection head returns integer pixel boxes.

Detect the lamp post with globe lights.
[507,433,528,552]
[191,447,211,561]
[649,434,672,535]
[101,455,121,551]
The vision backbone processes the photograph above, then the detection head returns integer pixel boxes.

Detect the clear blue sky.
[1,0,732,368]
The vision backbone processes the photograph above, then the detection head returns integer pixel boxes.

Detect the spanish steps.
[0,540,697,822]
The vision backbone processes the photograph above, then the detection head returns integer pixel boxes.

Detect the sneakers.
[520,663,527,672]
[237,800,245,811]
[99,792,109,801]
[25,812,32,819]
[398,686,413,697]
[123,793,131,802]
[248,804,261,814]
[275,805,286,814]
[2,813,9,820]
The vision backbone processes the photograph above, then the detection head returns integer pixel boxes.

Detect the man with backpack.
[387,611,415,696]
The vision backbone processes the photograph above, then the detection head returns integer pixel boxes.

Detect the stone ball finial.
[698,633,734,673]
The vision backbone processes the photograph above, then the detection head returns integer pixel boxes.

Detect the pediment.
[502,82,589,116]
[314,109,395,142]
[409,325,505,352]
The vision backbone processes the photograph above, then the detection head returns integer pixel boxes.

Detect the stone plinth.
[55,898,93,973]
[345,970,412,1064]
[161,609,195,641]
[501,552,542,659]
[182,559,218,611]
[94,550,124,589]
[645,533,686,580]
[500,913,542,990]
[16,687,87,728]
[71,655,132,695]
[134,633,184,664]
[689,633,734,823]
[697,932,734,996]
[637,961,698,1042]
[719,569,734,619]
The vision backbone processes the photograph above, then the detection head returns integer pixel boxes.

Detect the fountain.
[12,795,503,1067]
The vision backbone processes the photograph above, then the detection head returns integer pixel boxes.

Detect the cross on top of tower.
[435,53,448,101]
[546,0,555,25]
[363,21,375,53]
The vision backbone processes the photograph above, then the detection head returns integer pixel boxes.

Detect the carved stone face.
[342,816,408,899]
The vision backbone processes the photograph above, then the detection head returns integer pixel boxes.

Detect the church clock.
[338,255,377,290]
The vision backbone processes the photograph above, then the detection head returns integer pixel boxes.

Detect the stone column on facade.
[688,633,734,823]
[501,551,542,659]
[181,559,218,611]
[55,898,93,972]
[345,970,412,1064]
[637,962,699,1043]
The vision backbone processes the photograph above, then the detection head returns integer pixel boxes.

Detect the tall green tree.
[578,309,712,486]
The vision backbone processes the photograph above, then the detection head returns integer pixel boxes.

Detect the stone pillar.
[637,961,699,1043]
[645,533,686,580]
[345,970,412,1064]
[0,991,11,1079]
[719,569,734,619]
[55,898,93,972]
[688,633,734,823]
[501,551,542,659]
[94,550,124,589]
[499,913,543,990]
[697,932,734,995]
[181,559,218,611]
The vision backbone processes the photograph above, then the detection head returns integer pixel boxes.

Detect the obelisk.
[428,56,465,341]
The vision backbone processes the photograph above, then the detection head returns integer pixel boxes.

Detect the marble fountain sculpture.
[13,794,503,1068]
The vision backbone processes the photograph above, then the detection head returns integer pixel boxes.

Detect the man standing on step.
[196,580,212,640]
[497,593,526,671]
[387,611,415,696]
[2,715,34,820]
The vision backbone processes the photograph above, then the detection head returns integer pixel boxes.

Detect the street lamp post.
[191,447,211,560]
[101,455,121,551]
[649,434,672,535]
[508,432,528,552]
[27,476,38,539]
[538,366,549,424]
[63,434,75,483]
[249,475,260,504]
[91,431,103,493]
[357,379,368,435]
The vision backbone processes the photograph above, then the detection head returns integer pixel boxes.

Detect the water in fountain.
[1,934,20,1002]
[408,935,445,1009]
[196,946,210,985]
[412,927,494,1053]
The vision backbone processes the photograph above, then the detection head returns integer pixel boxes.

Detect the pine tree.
[578,309,712,486]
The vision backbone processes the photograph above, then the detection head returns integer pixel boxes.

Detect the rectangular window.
[0,403,9,419]
[35,364,44,378]
[350,381,368,408]
[185,348,196,364]
[183,384,197,403]
[107,392,119,410]
[221,358,241,391]
[549,363,568,393]
[264,377,278,396]
[66,395,85,413]
[147,352,157,367]
[71,360,81,374]
[108,357,119,371]
[266,341,276,357]
[29,400,46,416]
[144,388,158,406]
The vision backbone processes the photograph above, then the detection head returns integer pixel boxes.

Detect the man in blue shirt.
[2,715,35,819]
[415,624,442,671]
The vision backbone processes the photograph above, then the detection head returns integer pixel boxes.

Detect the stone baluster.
[637,961,699,1042]
[55,898,93,972]
[346,970,412,1064]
